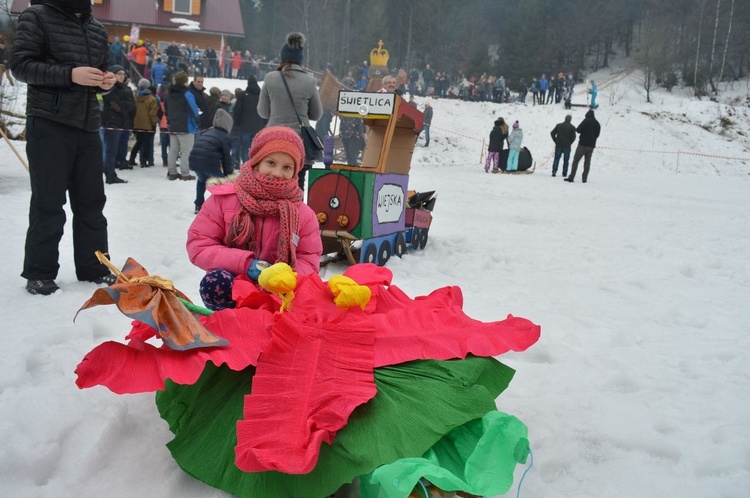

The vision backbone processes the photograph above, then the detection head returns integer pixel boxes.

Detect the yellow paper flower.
[258,263,297,312]
[328,275,371,310]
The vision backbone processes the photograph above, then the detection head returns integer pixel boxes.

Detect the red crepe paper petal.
[235,312,377,474]
[232,276,281,311]
[75,308,275,394]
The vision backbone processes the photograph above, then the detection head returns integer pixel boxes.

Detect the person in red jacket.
[186,126,323,310]
[231,50,242,79]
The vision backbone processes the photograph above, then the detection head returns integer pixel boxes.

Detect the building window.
[173,0,192,15]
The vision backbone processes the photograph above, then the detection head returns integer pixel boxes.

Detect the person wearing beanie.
[485,117,509,173]
[550,114,577,177]
[566,109,601,183]
[10,0,118,295]
[233,75,266,166]
[187,126,323,310]
[202,86,222,130]
[258,32,323,190]
[506,121,524,172]
[165,71,200,180]
[188,108,236,214]
[129,78,159,167]
[101,65,134,181]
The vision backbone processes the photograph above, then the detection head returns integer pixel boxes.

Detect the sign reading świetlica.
[338,91,395,118]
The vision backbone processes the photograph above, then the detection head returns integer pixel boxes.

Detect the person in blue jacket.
[589,80,598,108]
[506,120,524,171]
[538,74,549,105]
[109,35,123,66]
[164,71,200,180]
[150,57,168,89]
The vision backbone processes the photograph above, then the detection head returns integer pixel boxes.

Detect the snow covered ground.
[0,62,749,498]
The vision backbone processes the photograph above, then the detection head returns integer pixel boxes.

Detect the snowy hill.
[0,64,748,498]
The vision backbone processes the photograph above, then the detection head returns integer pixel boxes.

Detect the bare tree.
[694,0,707,96]
[707,0,721,93]
[718,0,735,84]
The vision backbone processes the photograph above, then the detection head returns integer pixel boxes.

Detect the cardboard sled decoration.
[309,91,435,266]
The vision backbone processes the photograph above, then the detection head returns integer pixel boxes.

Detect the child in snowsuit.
[189,108,235,214]
[186,126,323,310]
[506,121,524,172]
[485,118,509,173]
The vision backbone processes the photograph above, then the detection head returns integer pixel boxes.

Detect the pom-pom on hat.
[280,32,305,65]
[248,126,305,177]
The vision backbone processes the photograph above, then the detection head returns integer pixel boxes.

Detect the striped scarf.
[226,168,303,268]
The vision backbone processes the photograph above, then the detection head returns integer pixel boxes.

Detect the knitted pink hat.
[248,126,305,177]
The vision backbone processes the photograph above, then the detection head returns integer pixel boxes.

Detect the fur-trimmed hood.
[206,170,239,187]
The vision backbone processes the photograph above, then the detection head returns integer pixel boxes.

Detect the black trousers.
[568,145,595,182]
[23,116,110,281]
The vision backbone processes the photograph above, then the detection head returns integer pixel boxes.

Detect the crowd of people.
[330,60,591,108]
[108,35,280,86]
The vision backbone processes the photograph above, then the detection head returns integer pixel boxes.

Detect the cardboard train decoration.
[308,91,436,266]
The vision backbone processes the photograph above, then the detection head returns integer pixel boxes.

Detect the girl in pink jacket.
[186,126,323,310]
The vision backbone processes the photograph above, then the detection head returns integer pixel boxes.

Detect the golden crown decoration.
[369,40,389,67]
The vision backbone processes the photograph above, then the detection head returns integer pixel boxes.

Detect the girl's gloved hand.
[247,259,270,281]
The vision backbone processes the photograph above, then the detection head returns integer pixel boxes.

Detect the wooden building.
[10,0,245,53]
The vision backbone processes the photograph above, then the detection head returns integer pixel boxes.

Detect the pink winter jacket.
[186,183,322,277]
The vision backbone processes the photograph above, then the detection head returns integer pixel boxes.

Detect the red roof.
[11,0,245,36]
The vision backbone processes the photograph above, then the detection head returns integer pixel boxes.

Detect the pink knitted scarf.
[226,168,303,268]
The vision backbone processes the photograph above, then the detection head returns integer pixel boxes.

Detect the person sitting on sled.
[186,126,323,311]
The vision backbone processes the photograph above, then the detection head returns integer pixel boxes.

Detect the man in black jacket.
[187,75,209,130]
[10,0,117,295]
[566,110,601,183]
[101,65,133,183]
[232,76,265,164]
[550,114,577,177]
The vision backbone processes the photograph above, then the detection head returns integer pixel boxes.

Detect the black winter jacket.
[488,126,508,152]
[550,121,577,149]
[101,81,135,129]
[576,110,601,148]
[189,127,233,174]
[188,82,208,128]
[233,84,265,134]
[10,1,111,132]
[166,84,197,133]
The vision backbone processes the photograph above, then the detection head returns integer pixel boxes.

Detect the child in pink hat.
[186,126,323,310]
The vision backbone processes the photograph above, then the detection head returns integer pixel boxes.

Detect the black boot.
[26,279,60,295]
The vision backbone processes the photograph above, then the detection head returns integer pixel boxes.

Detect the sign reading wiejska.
[376,183,404,224]
[338,91,395,117]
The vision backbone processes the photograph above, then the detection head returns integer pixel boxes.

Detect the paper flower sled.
[75,256,541,498]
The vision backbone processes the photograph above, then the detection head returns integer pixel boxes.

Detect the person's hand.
[247,259,270,281]
[71,66,106,87]
[99,71,116,90]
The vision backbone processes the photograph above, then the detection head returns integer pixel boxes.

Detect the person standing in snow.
[589,80,598,108]
[421,102,433,147]
[506,121,524,172]
[565,109,601,183]
[257,32,323,191]
[550,114,576,177]
[189,108,235,214]
[485,118,509,173]
[10,0,118,295]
